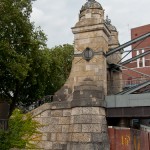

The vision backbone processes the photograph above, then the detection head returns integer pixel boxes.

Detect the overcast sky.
[31,0,150,49]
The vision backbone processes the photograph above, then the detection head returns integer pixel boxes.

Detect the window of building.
[136,49,145,68]
[137,50,140,68]
[142,49,145,67]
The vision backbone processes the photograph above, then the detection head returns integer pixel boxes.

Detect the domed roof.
[80,0,103,12]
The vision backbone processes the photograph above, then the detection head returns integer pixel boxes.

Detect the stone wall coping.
[30,100,106,117]
[30,103,51,117]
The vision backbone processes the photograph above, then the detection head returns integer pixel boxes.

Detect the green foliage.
[0,0,74,112]
[0,0,49,111]
[0,130,8,150]
[0,109,41,150]
[45,44,74,95]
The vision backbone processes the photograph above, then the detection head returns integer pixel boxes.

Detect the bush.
[0,109,41,150]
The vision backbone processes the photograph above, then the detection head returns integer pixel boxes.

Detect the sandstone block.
[99,108,105,116]
[40,110,51,117]
[83,107,99,115]
[59,117,70,125]
[51,133,57,142]
[82,124,101,132]
[50,117,59,125]
[92,107,100,114]
[82,107,92,114]
[63,109,71,116]
[52,142,67,150]
[47,133,51,141]
[101,124,108,133]
[91,115,103,123]
[57,133,68,142]
[67,142,106,150]
[71,115,92,124]
[72,133,91,142]
[39,125,49,133]
[69,124,82,133]
[102,133,109,142]
[71,107,82,115]
[102,117,107,125]
[91,133,103,142]
[49,125,62,133]
[42,117,59,126]
[62,125,69,132]
[51,110,63,117]
[42,118,51,125]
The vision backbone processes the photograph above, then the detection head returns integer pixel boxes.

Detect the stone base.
[67,142,110,150]
[30,79,110,150]
[30,104,110,150]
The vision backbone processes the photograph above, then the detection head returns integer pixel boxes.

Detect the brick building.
[122,24,150,88]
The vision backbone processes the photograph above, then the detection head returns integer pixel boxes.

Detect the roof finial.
[105,15,111,25]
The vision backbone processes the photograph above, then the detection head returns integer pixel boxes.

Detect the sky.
[31,0,150,50]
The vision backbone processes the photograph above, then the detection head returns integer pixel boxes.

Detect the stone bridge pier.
[31,0,122,149]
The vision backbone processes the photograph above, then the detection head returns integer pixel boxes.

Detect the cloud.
[31,0,150,48]
[31,0,82,47]
[102,0,150,43]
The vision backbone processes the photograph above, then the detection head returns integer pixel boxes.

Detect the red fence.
[108,127,150,150]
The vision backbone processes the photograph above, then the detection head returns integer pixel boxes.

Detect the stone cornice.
[72,23,110,37]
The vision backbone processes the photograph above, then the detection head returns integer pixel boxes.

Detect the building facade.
[122,24,150,88]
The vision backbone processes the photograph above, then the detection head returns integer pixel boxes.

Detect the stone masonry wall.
[28,1,122,149]
[30,103,109,150]
[67,107,109,150]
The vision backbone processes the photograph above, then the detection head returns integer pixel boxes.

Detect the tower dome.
[81,0,103,12]
[79,0,104,22]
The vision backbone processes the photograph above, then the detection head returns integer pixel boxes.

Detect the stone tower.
[53,0,111,149]
[54,0,111,101]
[106,16,122,95]
[31,1,121,149]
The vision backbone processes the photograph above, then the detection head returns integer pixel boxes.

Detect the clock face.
[82,47,94,61]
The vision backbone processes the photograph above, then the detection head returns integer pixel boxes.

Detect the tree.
[45,44,74,95]
[0,0,74,114]
[0,0,50,114]
[0,109,41,150]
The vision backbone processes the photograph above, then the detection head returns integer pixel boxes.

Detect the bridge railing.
[122,77,150,88]
[17,95,53,113]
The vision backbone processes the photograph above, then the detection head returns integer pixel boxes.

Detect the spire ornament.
[105,15,111,25]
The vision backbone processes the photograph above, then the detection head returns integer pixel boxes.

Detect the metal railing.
[17,95,53,113]
[123,77,150,88]
[0,119,8,130]
[107,77,150,94]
